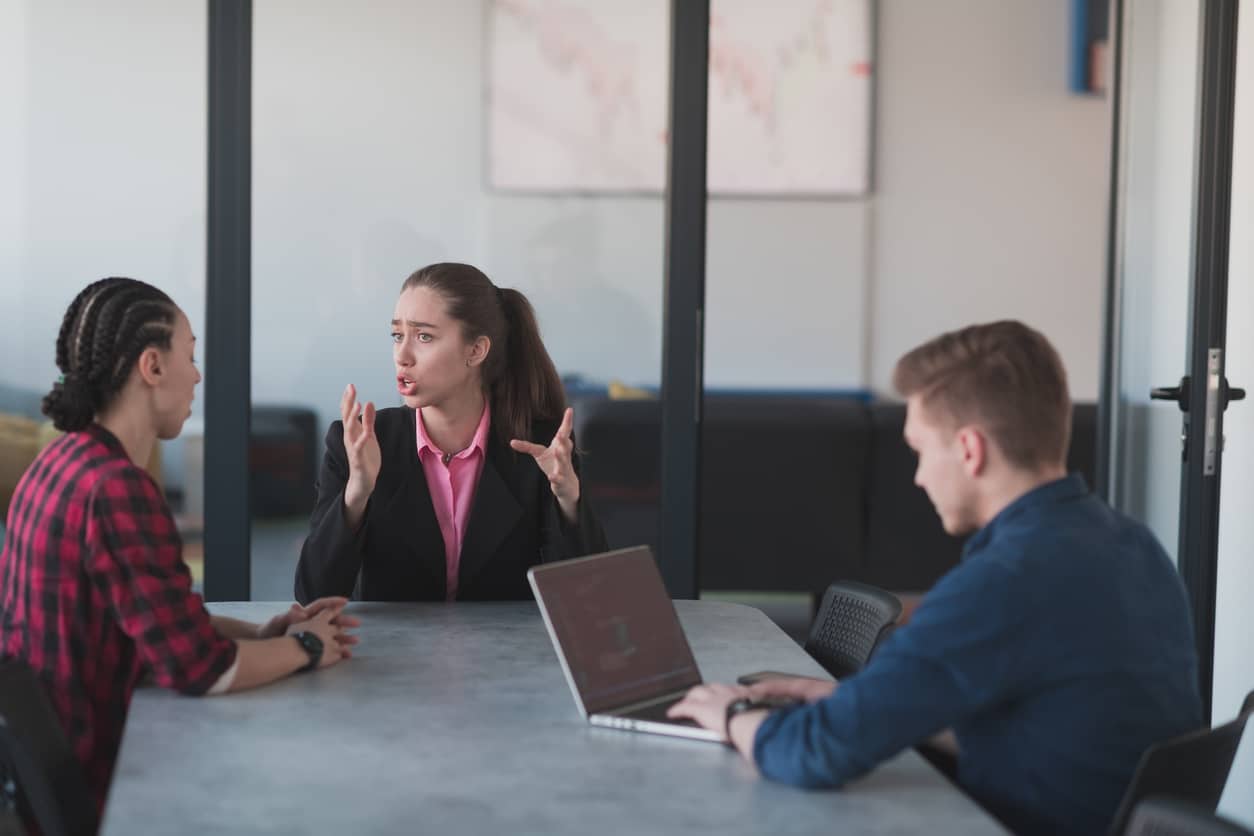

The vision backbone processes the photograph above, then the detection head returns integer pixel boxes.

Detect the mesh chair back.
[1108,712,1249,836]
[803,581,902,679]
[0,662,96,836]
[1124,798,1253,836]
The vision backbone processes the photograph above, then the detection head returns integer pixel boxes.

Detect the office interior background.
[0,0,1250,826]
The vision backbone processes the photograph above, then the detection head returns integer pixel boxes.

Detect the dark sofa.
[573,396,1098,599]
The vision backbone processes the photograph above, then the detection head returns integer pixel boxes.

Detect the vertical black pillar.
[205,0,252,601]
[1178,0,1239,720]
[659,0,710,599]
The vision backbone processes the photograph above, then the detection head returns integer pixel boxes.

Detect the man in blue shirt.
[670,320,1202,835]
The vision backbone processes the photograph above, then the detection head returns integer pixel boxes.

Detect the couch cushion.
[0,414,41,524]
[574,395,869,595]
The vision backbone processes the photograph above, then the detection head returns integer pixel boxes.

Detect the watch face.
[299,632,324,654]
[295,631,323,671]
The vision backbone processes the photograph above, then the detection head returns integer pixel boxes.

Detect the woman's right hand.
[287,607,357,669]
[340,384,380,523]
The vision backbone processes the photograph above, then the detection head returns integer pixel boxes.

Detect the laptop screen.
[530,547,703,716]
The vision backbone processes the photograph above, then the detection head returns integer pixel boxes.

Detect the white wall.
[247,0,1107,434]
[250,0,874,432]
[0,2,28,366]
[1215,1,1254,826]
[0,0,205,404]
[4,1,1109,435]
[868,0,1110,399]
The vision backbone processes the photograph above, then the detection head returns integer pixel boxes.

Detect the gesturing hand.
[510,407,580,522]
[341,383,380,506]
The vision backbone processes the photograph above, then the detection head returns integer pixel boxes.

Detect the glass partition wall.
[0,0,208,584]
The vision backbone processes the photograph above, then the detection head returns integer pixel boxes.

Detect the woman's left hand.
[256,596,359,640]
[510,407,580,522]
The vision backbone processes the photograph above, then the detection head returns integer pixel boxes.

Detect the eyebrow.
[391,319,439,329]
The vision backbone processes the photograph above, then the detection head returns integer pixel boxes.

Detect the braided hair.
[41,278,179,432]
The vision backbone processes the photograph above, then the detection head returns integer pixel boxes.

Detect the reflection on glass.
[0,0,206,585]
[1109,0,1202,563]
[250,0,665,599]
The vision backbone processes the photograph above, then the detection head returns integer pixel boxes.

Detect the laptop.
[528,546,723,742]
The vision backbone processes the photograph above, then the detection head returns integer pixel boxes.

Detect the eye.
[390,332,402,344]
[417,333,433,343]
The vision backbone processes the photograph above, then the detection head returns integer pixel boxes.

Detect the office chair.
[803,581,902,679]
[1107,708,1249,836]
[1241,689,1253,718]
[0,662,96,836]
[1123,798,1253,836]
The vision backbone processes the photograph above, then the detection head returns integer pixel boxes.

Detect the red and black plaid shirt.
[0,424,236,812]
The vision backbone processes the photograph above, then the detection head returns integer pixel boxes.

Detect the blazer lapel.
[457,437,523,592]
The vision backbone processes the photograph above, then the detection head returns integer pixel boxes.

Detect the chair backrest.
[0,661,96,836]
[1108,712,1249,836]
[803,581,902,679]
[1123,797,1254,836]
[1241,689,1253,718]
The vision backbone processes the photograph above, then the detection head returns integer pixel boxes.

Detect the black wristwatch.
[291,631,323,673]
[724,697,798,740]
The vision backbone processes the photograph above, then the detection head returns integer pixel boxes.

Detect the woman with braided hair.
[0,277,360,820]
[295,262,608,603]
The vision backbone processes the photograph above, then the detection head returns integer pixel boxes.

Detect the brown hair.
[892,320,1071,470]
[401,263,565,445]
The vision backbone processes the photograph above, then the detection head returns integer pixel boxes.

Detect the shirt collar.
[962,473,1089,558]
[416,401,491,462]
[85,422,128,458]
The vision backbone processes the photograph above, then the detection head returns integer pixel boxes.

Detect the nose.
[394,340,414,367]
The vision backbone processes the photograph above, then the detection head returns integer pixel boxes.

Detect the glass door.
[1103,0,1245,719]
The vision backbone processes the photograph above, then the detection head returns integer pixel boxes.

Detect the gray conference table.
[101,601,1006,835]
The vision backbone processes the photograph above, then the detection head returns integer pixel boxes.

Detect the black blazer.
[294,407,608,603]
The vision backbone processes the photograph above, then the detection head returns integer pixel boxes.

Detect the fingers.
[299,596,348,621]
[509,439,548,458]
[331,613,361,629]
[340,384,358,426]
[362,401,377,437]
[747,676,834,703]
[312,607,339,624]
[553,407,574,443]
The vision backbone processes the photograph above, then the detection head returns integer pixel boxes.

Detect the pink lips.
[397,376,418,396]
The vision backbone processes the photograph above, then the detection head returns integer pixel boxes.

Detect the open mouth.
[397,375,417,396]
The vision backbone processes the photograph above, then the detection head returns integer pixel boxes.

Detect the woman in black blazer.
[295,263,607,603]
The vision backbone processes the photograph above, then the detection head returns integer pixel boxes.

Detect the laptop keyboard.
[620,697,698,727]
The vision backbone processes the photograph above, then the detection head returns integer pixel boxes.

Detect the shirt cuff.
[206,656,240,696]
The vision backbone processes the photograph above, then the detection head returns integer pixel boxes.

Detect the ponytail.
[494,287,565,444]
[401,263,565,445]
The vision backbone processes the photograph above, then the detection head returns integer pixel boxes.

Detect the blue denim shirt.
[753,474,1202,835]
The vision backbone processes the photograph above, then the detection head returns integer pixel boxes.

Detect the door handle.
[1150,377,1191,412]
